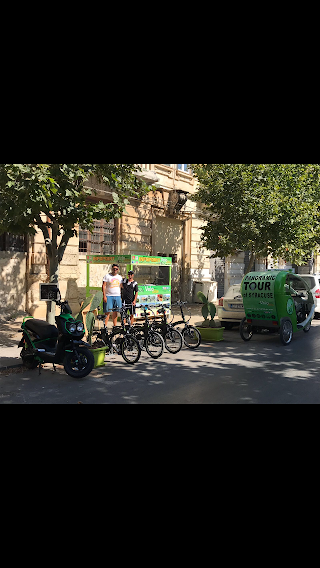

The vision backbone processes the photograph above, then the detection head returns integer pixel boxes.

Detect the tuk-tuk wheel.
[303,322,311,333]
[280,318,293,345]
[240,318,253,341]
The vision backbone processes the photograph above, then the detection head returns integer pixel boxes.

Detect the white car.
[300,274,320,319]
[216,284,245,329]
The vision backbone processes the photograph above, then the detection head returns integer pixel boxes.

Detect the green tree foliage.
[190,164,320,273]
[0,164,152,322]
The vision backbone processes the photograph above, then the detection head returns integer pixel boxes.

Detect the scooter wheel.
[64,348,94,379]
[21,348,38,369]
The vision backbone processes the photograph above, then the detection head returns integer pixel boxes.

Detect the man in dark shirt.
[121,270,139,325]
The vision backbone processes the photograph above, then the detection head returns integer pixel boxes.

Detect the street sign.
[39,283,60,301]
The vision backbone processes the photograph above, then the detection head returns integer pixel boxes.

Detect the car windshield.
[301,276,316,289]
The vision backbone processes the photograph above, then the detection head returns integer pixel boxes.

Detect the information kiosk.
[85,254,172,317]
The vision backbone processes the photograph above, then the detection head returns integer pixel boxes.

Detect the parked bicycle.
[130,305,164,359]
[152,304,183,354]
[171,301,201,349]
[90,305,141,364]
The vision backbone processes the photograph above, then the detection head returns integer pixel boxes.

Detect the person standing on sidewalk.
[102,264,123,328]
[121,270,139,325]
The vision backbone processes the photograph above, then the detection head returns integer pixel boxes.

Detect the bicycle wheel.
[145,331,164,359]
[164,327,183,354]
[121,335,141,364]
[110,329,126,355]
[182,325,201,349]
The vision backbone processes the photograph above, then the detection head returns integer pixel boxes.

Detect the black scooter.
[19,297,94,378]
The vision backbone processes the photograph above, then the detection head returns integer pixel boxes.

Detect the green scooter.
[19,294,94,378]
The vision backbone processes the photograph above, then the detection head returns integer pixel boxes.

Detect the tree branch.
[46,211,55,222]
[245,252,256,275]
[36,214,53,258]
[33,217,52,227]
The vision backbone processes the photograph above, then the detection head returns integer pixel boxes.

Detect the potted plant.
[76,291,107,368]
[195,291,225,341]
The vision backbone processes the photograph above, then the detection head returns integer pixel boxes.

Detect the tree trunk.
[46,258,59,324]
[46,225,59,325]
[244,252,256,275]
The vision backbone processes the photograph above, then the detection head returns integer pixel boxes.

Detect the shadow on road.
[2,324,320,403]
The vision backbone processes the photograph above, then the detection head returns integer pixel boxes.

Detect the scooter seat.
[25,319,59,340]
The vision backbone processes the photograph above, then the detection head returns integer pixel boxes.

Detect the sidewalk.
[0,303,210,370]
[0,314,26,370]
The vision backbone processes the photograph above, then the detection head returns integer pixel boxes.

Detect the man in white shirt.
[102,263,123,327]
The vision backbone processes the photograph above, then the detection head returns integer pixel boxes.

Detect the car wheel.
[223,322,234,330]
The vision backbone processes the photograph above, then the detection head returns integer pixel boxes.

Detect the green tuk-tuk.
[240,270,315,345]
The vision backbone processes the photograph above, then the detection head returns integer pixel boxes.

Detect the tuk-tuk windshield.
[285,274,309,297]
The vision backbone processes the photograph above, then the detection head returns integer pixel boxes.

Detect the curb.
[0,363,23,371]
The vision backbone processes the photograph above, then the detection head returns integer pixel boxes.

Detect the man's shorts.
[123,302,136,317]
[103,296,122,313]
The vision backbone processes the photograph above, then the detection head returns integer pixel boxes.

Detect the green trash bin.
[91,347,107,368]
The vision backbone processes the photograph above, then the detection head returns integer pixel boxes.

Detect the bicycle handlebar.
[140,305,157,320]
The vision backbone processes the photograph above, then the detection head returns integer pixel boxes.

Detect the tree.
[0,164,152,323]
[190,163,320,274]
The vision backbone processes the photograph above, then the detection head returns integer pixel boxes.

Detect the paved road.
[2,320,320,404]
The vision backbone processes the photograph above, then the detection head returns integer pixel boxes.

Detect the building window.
[79,219,115,254]
[177,164,189,172]
[0,232,25,252]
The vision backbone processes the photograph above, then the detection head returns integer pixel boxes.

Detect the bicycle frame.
[172,301,191,328]
[152,304,172,334]
[94,306,133,354]
[132,305,159,342]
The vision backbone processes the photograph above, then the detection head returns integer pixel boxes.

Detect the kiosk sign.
[86,254,131,264]
[131,255,172,265]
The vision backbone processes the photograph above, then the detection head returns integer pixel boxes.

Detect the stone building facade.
[2,164,319,318]
[0,165,215,318]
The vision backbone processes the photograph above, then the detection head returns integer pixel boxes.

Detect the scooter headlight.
[76,322,84,332]
[68,323,77,333]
